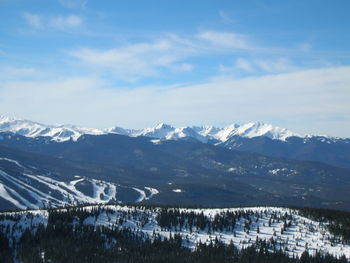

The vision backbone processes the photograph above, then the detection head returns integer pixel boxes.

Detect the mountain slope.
[1,116,349,168]
[1,205,349,261]
[0,145,167,210]
[0,116,105,142]
[219,135,350,168]
[1,133,350,211]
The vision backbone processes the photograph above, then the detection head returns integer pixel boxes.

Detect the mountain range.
[0,115,349,211]
[0,115,314,142]
[1,116,350,168]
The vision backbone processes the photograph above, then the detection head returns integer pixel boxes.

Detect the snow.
[134,123,175,139]
[1,115,344,143]
[144,187,159,199]
[133,187,159,202]
[0,157,26,169]
[0,157,160,209]
[214,122,300,141]
[1,205,349,260]
[133,187,146,202]
[0,164,121,208]
[0,115,105,142]
[150,139,162,145]
[0,183,26,209]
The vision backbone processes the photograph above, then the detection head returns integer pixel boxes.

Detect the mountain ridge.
[1,133,350,211]
[1,115,345,143]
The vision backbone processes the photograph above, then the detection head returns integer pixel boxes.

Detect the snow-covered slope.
[0,156,159,209]
[212,122,299,141]
[1,205,349,260]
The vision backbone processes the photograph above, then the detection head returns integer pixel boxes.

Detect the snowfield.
[0,205,349,260]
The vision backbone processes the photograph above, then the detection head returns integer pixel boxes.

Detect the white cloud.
[0,67,39,81]
[23,13,43,28]
[175,63,194,72]
[51,15,82,28]
[23,13,83,30]
[68,38,195,81]
[1,66,349,137]
[254,58,295,73]
[218,10,235,25]
[219,58,297,74]
[299,42,312,52]
[235,58,254,72]
[196,31,252,50]
[67,30,258,81]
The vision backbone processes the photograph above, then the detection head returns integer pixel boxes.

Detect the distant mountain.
[219,135,350,168]
[0,116,308,143]
[108,121,300,142]
[1,133,350,211]
[0,116,104,142]
[1,116,349,168]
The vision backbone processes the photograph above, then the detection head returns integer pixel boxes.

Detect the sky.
[0,0,349,137]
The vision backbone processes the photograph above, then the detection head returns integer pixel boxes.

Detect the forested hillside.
[0,205,349,262]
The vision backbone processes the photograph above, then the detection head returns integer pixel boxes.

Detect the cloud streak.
[67,30,260,81]
[51,15,82,28]
[196,31,252,50]
[23,13,83,30]
[68,37,197,81]
[23,13,43,28]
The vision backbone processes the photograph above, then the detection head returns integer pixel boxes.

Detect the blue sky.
[0,0,349,136]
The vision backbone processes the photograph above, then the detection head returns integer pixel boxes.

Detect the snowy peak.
[166,126,208,142]
[0,115,330,143]
[106,126,135,136]
[134,122,299,142]
[0,116,105,142]
[135,123,175,138]
[218,122,300,141]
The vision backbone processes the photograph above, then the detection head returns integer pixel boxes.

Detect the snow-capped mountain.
[0,116,105,142]
[0,115,322,143]
[212,122,299,141]
[108,122,300,142]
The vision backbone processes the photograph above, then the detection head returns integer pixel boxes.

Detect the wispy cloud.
[68,37,195,81]
[219,57,298,75]
[23,13,43,28]
[254,58,296,73]
[174,63,194,72]
[196,31,252,50]
[218,10,235,25]
[0,66,41,81]
[67,30,258,81]
[235,58,254,72]
[51,15,82,28]
[23,13,83,30]
[299,42,312,52]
